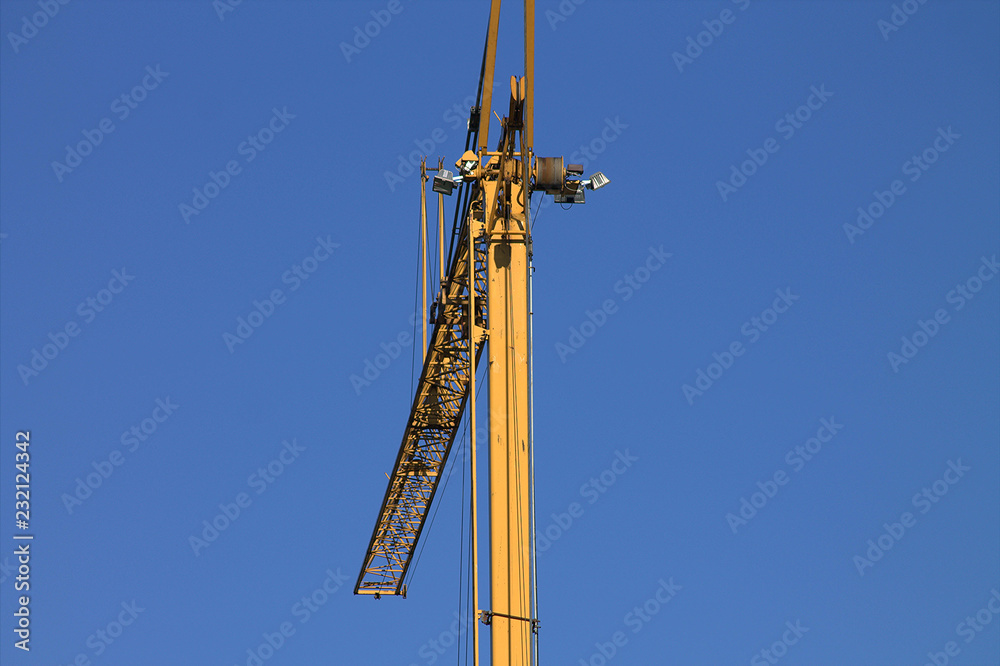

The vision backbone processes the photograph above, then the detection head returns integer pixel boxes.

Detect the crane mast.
[356,2,607,663]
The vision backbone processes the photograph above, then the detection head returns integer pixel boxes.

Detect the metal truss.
[355,205,488,597]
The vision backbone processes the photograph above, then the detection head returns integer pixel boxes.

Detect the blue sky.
[1,1,998,664]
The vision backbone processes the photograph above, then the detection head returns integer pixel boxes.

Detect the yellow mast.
[472,1,535,662]
[483,115,533,663]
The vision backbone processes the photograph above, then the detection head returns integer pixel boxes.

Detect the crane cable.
[450,361,488,665]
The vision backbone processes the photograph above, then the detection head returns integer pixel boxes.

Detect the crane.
[355,2,608,663]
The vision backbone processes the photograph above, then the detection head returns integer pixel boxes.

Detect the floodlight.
[433,169,459,195]
[456,150,478,176]
[583,172,610,191]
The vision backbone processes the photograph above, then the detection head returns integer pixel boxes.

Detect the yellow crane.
[355,2,608,663]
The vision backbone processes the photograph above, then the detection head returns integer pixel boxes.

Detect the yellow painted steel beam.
[469,179,483,666]
[437,158,446,299]
[524,0,534,155]
[421,159,428,361]
[478,0,503,154]
[480,92,534,666]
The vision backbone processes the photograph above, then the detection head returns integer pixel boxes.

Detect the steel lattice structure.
[355,215,488,597]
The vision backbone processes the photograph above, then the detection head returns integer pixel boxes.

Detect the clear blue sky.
[1,1,998,664]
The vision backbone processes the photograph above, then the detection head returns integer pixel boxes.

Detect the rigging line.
[411,201,422,403]
[456,430,467,666]
[462,359,488,665]
[462,427,472,666]
[527,257,540,666]
[529,189,543,232]
[461,360,487,665]
[466,254,479,666]
[460,364,485,664]
[519,123,539,659]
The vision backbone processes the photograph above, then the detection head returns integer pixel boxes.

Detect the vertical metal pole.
[469,218,480,666]
[525,7,537,661]
[524,0,534,156]
[438,160,446,299]
[522,1,535,255]
[487,177,532,666]
[527,258,538,666]
[420,160,429,362]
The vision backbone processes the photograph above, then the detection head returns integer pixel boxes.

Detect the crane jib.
[355,218,487,597]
